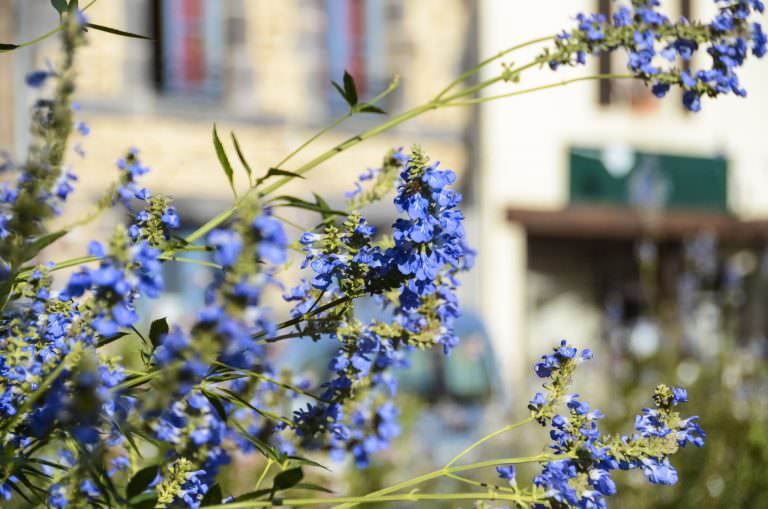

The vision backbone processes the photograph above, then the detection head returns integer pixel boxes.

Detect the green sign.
[569,147,728,213]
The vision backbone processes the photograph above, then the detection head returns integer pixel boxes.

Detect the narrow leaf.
[273,467,304,491]
[293,483,333,494]
[0,44,18,51]
[22,230,68,262]
[331,81,348,104]
[270,195,347,217]
[359,104,386,114]
[233,488,273,502]
[201,483,222,506]
[286,455,331,472]
[129,492,159,509]
[148,317,169,348]
[86,23,152,40]
[213,123,237,198]
[67,0,79,12]
[231,132,253,183]
[126,465,159,499]
[202,390,228,423]
[255,168,305,187]
[51,0,68,15]
[342,70,358,106]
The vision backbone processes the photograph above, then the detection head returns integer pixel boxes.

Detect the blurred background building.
[2,1,768,505]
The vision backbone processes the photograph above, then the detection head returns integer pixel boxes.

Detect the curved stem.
[444,473,516,494]
[273,75,400,171]
[444,73,634,107]
[434,35,555,100]
[204,491,541,508]
[444,416,535,468]
[332,454,556,509]
[0,0,99,53]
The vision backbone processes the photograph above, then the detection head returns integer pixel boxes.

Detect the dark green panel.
[569,147,728,212]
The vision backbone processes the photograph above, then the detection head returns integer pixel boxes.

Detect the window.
[152,0,225,98]
[597,0,692,110]
[326,0,389,112]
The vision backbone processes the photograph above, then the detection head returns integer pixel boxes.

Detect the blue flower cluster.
[283,149,473,465]
[509,342,705,509]
[549,0,766,110]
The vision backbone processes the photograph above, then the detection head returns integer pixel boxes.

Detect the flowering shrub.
[0,1,763,508]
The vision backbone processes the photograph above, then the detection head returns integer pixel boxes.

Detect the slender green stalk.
[211,361,331,403]
[204,491,542,509]
[273,74,400,171]
[444,73,635,107]
[254,459,273,491]
[157,256,221,270]
[444,472,516,493]
[0,0,99,53]
[332,454,557,509]
[445,416,535,468]
[434,35,555,100]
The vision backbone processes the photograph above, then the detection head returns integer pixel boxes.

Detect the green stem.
[444,73,634,107]
[444,473,516,494]
[434,35,555,100]
[0,0,99,53]
[332,454,556,509]
[254,459,273,491]
[204,491,541,509]
[444,416,535,468]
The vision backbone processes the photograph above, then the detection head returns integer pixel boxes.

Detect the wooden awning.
[506,205,768,242]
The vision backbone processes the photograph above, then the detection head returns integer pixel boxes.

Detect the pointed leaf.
[67,0,79,12]
[21,230,68,262]
[286,455,331,472]
[342,70,358,106]
[331,81,348,104]
[273,467,303,491]
[86,23,152,40]
[51,0,68,14]
[129,492,158,509]
[202,390,228,423]
[359,104,386,114]
[255,168,305,187]
[233,488,273,502]
[231,132,253,183]
[213,123,237,198]
[293,483,333,493]
[126,465,159,499]
[148,317,169,348]
[201,483,222,506]
[270,195,347,218]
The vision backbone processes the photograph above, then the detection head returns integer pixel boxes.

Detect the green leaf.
[255,168,305,187]
[126,465,159,499]
[273,467,304,491]
[359,104,386,114]
[286,455,331,472]
[213,123,237,198]
[294,482,333,493]
[331,70,359,108]
[95,331,129,348]
[128,492,158,509]
[229,421,283,463]
[342,70,358,106]
[201,483,222,506]
[231,132,253,183]
[270,195,347,218]
[86,23,152,40]
[21,230,68,262]
[67,0,79,12]
[51,0,68,14]
[202,390,228,422]
[148,317,169,348]
[233,488,273,502]
[0,44,18,51]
